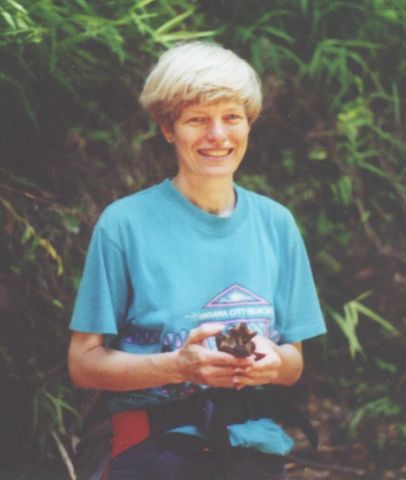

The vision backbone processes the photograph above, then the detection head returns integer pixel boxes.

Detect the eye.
[225,113,243,122]
[187,116,207,124]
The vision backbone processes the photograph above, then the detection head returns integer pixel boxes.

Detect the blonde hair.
[139,41,262,128]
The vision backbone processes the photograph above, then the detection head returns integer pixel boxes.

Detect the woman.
[68,41,326,480]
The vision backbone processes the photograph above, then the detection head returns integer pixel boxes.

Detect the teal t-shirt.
[70,179,326,455]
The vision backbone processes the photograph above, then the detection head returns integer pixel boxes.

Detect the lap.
[107,434,287,480]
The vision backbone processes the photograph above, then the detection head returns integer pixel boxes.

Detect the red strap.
[111,410,150,459]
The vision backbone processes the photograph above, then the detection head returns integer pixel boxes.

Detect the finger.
[235,364,279,385]
[205,364,252,377]
[199,349,253,369]
[250,346,281,367]
[198,366,241,388]
[233,382,246,391]
[186,323,225,345]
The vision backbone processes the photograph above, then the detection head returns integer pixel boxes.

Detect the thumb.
[186,323,224,345]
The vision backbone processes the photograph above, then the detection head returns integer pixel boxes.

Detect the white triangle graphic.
[205,284,269,308]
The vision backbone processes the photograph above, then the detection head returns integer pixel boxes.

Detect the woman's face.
[163,100,250,181]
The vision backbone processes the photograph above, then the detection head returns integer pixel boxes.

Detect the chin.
[199,168,236,179]
[198,161,240,178]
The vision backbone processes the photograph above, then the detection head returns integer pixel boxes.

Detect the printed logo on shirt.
[180,283,279,345]
[205,284,269,307]
[122,284,279,351]
[183,284,278,340]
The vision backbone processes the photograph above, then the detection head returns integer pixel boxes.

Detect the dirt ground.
[284,396,406,480]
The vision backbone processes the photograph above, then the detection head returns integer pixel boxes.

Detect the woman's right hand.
[177,324,253,388]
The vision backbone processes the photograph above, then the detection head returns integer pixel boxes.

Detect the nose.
[206,119,227,143]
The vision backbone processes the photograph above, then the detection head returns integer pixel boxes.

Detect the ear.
[160,123,174,144]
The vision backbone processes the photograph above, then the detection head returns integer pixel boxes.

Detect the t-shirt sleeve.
[274,218,326,344]
[69,222,131,335]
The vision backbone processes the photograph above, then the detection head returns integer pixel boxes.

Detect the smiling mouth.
[198,148,233,158]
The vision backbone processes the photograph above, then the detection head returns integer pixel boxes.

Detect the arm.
[68,331,183,391]
[68,324,253,391]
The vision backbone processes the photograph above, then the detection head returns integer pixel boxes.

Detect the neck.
[172,174,236,216]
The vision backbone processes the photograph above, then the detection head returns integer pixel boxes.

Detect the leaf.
[21,223,35,244]
[52,299,64,309]
[331,308,364,358]
[9,173,39,188]
[309,145,328,161]
[262,26,295,44]
[391,82,401,124]
[72,0,93,12]
[375,358,397,374]
[133,0,155,9]
[349,397,401,435]
[1,9,16,29]
[6,0,28,14]
[299,0,308,15]
[317,250,341,273]
[62,215,80,234]
[357,161,388,178]
[153,8,194,36]
[354,303,398,334]
[333,175,353,206]
[38,239,64,276]
[329,292,398,359]
[153,30,215,44]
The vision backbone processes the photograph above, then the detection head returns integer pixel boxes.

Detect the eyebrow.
[185,106,245,116]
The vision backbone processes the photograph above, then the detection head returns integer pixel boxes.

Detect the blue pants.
[107,433,288,480]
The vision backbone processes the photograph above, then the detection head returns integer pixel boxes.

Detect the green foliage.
[349,397,401,436]
[237,173,273,197]
[1,2,211,126]
[344,350,406,464]
[328,292,399,358]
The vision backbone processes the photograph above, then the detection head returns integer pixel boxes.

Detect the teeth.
[199,149,231,157]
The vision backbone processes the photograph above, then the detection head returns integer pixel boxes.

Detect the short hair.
[139,41,262,128]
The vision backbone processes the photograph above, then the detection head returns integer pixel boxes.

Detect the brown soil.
[284,396,406,480]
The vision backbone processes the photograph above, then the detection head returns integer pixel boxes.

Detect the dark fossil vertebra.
[216,322,262,358]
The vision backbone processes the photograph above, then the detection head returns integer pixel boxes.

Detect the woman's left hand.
[232,337,303,389]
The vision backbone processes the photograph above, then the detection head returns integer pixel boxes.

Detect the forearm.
[270,342,303,386]
[70,347,185,391]
[68,335,184,391]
